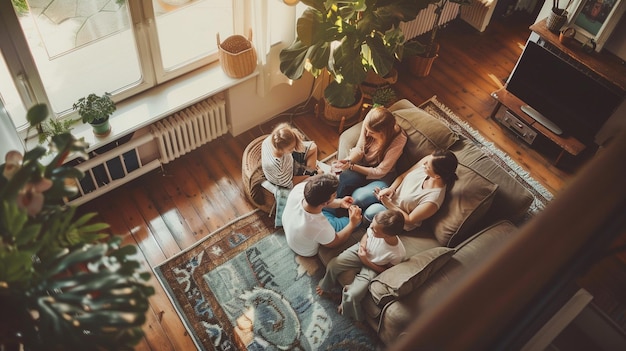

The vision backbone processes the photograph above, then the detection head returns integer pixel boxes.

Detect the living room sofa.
[317,99,534,345]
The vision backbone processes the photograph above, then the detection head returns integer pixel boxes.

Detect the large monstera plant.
[279,0,436,108]
[0,105,154,351]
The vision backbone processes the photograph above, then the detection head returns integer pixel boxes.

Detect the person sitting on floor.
[282,174,362,257]
[261,122,321,226]
[316,209,406,321]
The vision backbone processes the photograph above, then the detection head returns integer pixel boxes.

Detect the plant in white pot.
[73,92,116,137]
[404,0,471,77]
[279,0,437,125]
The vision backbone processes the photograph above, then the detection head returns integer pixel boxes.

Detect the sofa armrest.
[337,121,364,160]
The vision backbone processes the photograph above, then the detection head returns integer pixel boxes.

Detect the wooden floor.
[78,12,625,351]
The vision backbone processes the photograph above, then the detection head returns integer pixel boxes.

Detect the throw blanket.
[274,185,291,227]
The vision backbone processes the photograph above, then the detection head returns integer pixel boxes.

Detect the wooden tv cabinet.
[490,18,626,166]
[490,87,585,165]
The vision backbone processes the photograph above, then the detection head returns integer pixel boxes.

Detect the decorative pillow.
[369,247,455,307]
[426,164,499,247]
[390,105,459,174]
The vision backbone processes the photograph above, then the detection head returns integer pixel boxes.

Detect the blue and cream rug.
[154,211,380,351]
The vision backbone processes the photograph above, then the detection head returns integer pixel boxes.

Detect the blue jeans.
[337,169,396,205]
[322,208,350,232]
[363,203,387,225]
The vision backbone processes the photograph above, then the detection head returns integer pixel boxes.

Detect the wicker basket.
[217,29,257,78]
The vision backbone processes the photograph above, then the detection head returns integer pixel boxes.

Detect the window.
[0,0,240,133]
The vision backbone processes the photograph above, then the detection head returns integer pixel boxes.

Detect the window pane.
[0,51,27,129]
[153,0,233,71]
[15,0,142,114]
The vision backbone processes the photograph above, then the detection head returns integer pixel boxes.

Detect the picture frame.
[568,0,626,52]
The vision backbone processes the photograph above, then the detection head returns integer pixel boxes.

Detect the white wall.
[227,74,313,136]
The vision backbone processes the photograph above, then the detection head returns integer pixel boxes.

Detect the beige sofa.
[318,99,534,345]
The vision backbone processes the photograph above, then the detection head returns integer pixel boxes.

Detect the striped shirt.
[261,135,294,188]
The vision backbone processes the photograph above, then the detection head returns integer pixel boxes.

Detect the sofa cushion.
[426,163,499,247]
[388,100,460,174]
[369,247,455,307]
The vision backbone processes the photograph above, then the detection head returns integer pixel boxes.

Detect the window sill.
[66,61,258,155]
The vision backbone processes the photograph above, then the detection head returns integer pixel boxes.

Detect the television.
[506,40,623,144]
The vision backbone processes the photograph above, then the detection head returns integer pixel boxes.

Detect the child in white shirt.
[316,209,406,321]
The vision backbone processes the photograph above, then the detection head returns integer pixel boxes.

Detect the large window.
[0,0,241,132]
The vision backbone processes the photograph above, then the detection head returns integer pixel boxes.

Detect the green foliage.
[11,0,29,16]
[372,86,397,107]
[0,104,153,350]
[37,118,75,145]
[280,0,437,107]
[73,93,116,124]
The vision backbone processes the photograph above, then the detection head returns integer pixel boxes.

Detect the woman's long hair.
[431,149,459,188]
[364,107,402,163]
[271,123,304,151]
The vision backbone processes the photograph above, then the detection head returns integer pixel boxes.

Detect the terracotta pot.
[322,89,364,127]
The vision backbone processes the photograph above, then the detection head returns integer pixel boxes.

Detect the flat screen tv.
[506,40,623,144]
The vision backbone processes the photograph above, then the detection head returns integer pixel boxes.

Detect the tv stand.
[520,104,563,135]
[490,87,585,166]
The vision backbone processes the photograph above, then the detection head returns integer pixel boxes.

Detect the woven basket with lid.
[217,29,257,78]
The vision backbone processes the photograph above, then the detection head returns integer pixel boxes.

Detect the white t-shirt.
[392,165,446,231]
[365,228,406,266]
[282,182,336,257]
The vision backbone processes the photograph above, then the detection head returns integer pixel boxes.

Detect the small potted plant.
[73,92,116,137]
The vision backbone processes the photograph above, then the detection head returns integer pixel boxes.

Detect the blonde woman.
[261,123,319,189]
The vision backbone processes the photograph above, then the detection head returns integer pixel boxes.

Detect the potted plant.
[404,0,471,77]
[0,104,154,350]
[37,117,75,145]
[371,86,397,107]
[279,0,436,124]
[73,92,116,137]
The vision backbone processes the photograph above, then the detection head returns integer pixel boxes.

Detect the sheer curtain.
[249,0,298,97]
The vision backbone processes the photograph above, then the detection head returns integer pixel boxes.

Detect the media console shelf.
[490,87,585,165]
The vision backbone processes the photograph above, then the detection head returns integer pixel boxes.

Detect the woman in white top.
[261,123,319,189]
[364,149,458,231]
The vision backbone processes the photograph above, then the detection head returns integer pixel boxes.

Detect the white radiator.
[460,0,498,32]
[400,2,460,41]
[151,94,228,164]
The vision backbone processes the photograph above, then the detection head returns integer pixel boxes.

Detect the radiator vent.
[151,94,228,164]
[460,0,498,32]
[400,2,460,41]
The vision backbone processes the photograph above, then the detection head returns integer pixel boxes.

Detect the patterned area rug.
[154,211,381,351]
[418,96,553,216]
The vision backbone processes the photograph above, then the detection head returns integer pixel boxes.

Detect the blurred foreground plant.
[0,104,154,351]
